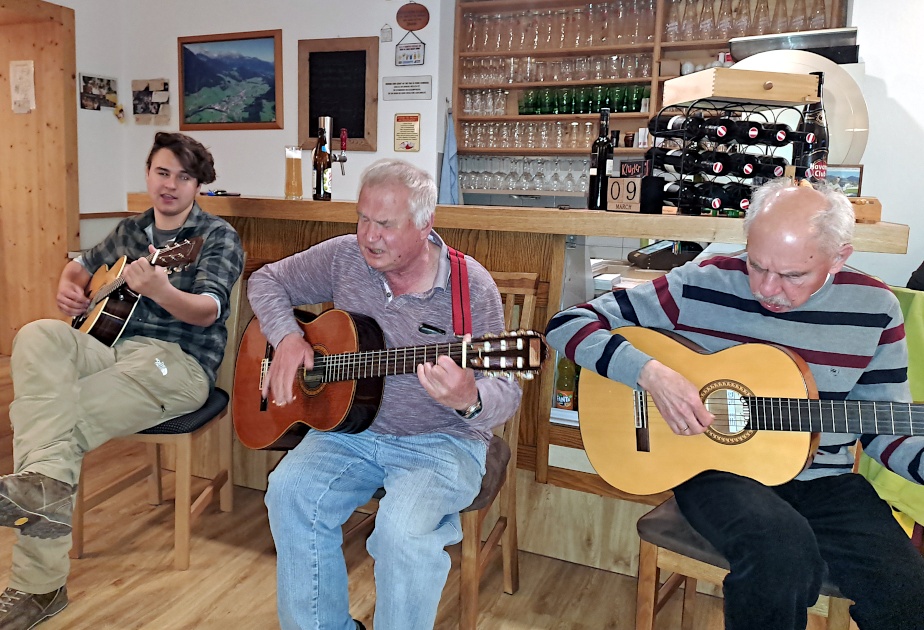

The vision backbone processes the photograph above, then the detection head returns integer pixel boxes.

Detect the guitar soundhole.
[701,379,756,446]
[299,347,328,395]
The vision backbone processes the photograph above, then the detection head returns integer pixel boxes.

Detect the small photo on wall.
[132,78,172,125]
[826,164,863,198]
[79,73,118,110]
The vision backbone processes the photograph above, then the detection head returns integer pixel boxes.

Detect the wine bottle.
[663,181,728,214]
[794,72,829,182]
[647,113,705,139]
[753,155,789,179]
[724,152,760,177]
[587,108,612,210]
[313,127,333,201]
[647,147,726,176]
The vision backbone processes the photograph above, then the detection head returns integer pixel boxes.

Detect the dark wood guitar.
[233,309,548,450]
[579,326,924,495]
[71,238,203,346]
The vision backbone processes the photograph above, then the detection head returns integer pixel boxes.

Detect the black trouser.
[673,471,924,630]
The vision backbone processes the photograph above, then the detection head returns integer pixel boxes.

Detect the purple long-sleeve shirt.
[247,231,521,444]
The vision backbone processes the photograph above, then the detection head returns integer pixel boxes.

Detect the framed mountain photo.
[826,164,863,198]
[178,29,283,130]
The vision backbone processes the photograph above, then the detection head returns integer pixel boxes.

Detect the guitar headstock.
[150,237,204,271]
[467,330,549,380]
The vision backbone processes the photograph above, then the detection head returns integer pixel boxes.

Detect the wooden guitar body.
[233,310,386,450]
[579,327,817,496]
[72,257,140,347]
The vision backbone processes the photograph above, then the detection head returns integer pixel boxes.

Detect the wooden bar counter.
[126,192,910,495]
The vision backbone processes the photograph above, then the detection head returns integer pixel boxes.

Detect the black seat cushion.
[637,496,845,599]
[138,388,229,435]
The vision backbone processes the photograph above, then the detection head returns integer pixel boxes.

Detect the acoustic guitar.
[71,238,203,347]
[233,309,548,450]
[579,326,924,496]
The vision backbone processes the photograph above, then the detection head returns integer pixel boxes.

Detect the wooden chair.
[338,270,540,629]
[69,269,244,570]
[635,496,853,630]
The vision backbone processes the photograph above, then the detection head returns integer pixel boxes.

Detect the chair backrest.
[487,271,540,470]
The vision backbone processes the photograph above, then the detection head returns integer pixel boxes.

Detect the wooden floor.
[0,357,844,629]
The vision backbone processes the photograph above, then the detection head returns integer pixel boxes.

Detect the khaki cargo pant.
[8,319,209,593]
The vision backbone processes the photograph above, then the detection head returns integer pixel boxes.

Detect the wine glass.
[534,158,548,191]
[564,159,577,192]
[549,158,563,192]
[579,160,589,193]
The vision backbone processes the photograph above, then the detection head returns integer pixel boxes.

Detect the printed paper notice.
[10,61,36,113]
[394,114,420,152]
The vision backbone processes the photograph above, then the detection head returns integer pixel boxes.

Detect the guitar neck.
[747,397,924,437]
[307,341,473,382]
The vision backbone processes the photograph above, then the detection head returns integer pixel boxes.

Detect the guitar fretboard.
[303,342,473,382]
[745,397,924,437]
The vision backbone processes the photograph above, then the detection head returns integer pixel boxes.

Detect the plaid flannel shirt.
[80,202,244,386]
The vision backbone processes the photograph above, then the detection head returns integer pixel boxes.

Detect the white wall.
[846,0,924,285]
[61,1,922,285]
[60,0,453,245]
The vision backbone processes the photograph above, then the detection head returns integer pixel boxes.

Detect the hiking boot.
[0,586,68,629]
[0,472,74,539]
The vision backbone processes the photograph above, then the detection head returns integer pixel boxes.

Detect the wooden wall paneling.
[0,1,78,354]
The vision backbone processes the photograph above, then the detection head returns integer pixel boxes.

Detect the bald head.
[744,180,855,313]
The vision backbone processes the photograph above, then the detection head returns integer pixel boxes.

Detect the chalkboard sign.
[298,37,378,152]
[308,51,366,141]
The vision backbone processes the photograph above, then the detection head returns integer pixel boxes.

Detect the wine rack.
[645,97,809,217]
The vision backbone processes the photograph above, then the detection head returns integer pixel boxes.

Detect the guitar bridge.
[635,389,650,453]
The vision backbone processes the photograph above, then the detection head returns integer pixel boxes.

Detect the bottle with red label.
[794,71,829,182]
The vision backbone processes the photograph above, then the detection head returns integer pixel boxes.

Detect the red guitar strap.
[447,246,472,337]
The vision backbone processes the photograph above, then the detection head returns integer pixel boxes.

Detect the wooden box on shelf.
[662,68,820,108]
[850,197,882,224]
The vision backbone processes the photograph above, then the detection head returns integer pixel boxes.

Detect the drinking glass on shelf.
[592,56,606,81]
[474,14,490,52]
[549,60,562,82]
[575,56,590,81]
[491,156,505,190]
[579,161,589,193]
[463,91,474,117]
[568,122,580,149]
[472,90,485,116]
[554,121,565,148]
[582,122,594,149]
[575,86,591,114]
[564,159,577,192]
[680,0,699,41]
[621,54,638,79]
[534,158,548,191]
[607,55,621,79]
[538,10,554,49]
[512,121,523,148]
[638,54,653,78]
[626,0,642,44]
[498,122,511,148]
[539,88,556,115]
[557,87,574,114]
[462,13,477,52]
[535,61,548,83]
[503,158,518,190]
[790,0,808,31]
[699,0,717,40]
[493,89,507,116]
[733,0,752,36]
[539,121,552,148]
[549,158,563,192]
[560,58,575,81]
[505,56,517,83]
[487,13,503,52]
[569,8,586,48]
[525,122,538,148]
[517,158,532,191]
[552,9,568,49]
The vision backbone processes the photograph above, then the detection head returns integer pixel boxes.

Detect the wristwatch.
[456,393,483,420]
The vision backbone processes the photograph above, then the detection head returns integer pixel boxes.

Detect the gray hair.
[744,178,855,257]
[358,159,437,229]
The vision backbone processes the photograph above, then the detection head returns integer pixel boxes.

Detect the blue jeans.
[265,430,487,630]
[673,471,924,630]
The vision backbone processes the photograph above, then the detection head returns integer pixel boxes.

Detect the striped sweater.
[546,254,924,483]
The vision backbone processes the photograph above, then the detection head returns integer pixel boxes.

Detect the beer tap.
[331,128,348,176]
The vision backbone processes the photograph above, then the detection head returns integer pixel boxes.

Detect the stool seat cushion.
[462,435,511,513]
[638,496,845,599]
[138,388,229,435]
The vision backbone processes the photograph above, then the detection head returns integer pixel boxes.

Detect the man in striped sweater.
[546,179,924,629]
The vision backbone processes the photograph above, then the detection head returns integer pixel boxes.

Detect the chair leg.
[681,576,697,630]
[146,443,163,505]
[460,510,482,630]
[826,596,852,630]
[174,435,192,570]
[499,475,519,595]
[218,412,233,512]
[636,540,660,630]
[69,469,86,560]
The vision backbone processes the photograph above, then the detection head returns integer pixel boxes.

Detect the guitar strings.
[636,397,922,434]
